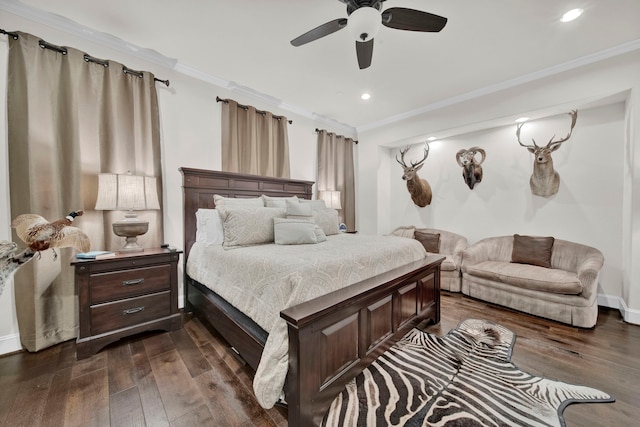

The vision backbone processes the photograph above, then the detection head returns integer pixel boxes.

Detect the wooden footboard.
[281,255,443,426]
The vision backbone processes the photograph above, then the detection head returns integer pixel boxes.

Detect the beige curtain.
[7,32,163,352]
[221,99,290,178]
[317,130,356,231]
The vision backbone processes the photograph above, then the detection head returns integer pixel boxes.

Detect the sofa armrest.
[576,252,605,299]
[451,238,469,268]
[460,243,490,272]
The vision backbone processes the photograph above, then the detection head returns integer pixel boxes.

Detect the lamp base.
[112,218,149,253]
[119,236,145,253]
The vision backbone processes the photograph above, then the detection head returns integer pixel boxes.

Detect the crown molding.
[356,38,640,134]
[4,0,638,138]
[0,0,177,68]
[0,0,356,135]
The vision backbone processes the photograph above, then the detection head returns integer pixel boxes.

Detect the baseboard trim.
[0,333,23,356]
[597,293,640,325]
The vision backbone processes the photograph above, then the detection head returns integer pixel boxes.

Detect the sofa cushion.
[465,261,583,295]
[511,234,555,268]
[414,231,441,253]
[439,255,457,272]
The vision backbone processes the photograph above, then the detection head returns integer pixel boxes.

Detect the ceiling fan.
[290,0,448,69]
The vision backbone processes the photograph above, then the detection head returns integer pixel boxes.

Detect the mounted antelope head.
[516,110,578,197]
[396,143,432,207]
[456,146,486,190]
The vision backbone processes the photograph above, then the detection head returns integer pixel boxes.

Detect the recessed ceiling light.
[427,136,437,141]
[515,117,529,123]
[361,93,371,100]
[561,8,583,23]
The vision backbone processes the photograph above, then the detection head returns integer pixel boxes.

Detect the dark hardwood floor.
[0,292,638,426]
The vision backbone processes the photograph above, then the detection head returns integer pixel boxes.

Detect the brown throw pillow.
[511,234,555,268]
[414,231,441,253]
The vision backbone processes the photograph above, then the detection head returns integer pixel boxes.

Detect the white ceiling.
[9,0,640,133]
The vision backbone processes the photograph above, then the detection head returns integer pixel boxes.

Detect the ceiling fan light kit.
[291,0,447,70]
[348,7,381,42]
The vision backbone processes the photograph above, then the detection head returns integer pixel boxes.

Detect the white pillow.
[195,209,224,245]
[214,194,264,208]
[262,195,298,208]
[274,218,327,245]
[286,199,312,216]
[299,199,327,210]
[218,206,286,249]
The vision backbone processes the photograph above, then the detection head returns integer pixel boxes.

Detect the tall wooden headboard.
[179,168,314,260]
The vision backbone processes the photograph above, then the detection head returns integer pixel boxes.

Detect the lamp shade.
[95,172,160,253]
[320,190,342,210]
[95,173,160,211]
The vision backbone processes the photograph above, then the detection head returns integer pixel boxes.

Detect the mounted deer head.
[516,110,578,197]
[456,146,486,190]
[396,143,432,207]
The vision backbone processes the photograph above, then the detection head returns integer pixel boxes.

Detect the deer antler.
[546,110,578,150]
[516,122,538,149]
[411,143,430,167]
[396,146,410,167]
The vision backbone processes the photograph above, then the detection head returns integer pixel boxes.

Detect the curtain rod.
[216,96,292,124]
[315,128,358,144]
[1,29,169,87]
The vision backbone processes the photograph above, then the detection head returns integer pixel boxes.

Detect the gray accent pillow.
[414,230,441,253]
[274,217,327,245]
[511,234,555,268]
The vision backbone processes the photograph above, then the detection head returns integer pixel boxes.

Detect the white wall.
[0,10,352,354]
[385,103,624,299]
[357,50,640,323]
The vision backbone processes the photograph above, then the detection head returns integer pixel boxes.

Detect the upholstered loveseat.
[460,235,604,328]
[391,226,468,292]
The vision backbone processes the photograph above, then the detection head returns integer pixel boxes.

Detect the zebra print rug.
[322,318,614,427]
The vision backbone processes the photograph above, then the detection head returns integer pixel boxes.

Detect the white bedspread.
[186,233,427,408]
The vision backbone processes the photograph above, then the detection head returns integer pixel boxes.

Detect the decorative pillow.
[262,195,298,208]
[414,230,441,253]
[214,194,264,208]
[286,199,312,216]
[218,207,286,249]
[311,208,340,236]
[511,234,555,268]
[195,209,224,245]
[389,225,416,238]
[273,218,327,245]
[299,199,327,209]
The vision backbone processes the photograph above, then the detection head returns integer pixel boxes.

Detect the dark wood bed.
[180,167,443,426]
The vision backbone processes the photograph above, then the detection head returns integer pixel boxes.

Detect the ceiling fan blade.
[382,7,447,32]
[356,39,373,69]
[290,18,348,47]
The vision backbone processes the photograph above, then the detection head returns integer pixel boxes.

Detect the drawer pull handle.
[122,278,144,286]
[123,306,145,315]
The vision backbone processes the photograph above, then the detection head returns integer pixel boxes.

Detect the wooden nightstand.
[72,248,182,359]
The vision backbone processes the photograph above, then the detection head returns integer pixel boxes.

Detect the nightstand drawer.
[90,291,171,335]
[90,265,171,304]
